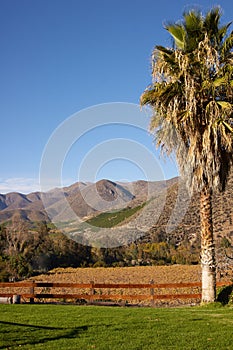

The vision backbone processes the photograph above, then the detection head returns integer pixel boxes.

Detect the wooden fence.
[0,280,232,305]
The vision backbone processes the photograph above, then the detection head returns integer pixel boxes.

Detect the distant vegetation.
[0,218,202,282]
[1,215,232,282]
[86,203,146,228]
[0,221,91,282]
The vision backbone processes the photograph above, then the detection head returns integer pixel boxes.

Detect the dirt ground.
[31,265,202,284]
[27,265,202,307]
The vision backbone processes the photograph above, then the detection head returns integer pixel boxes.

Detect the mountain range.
[0,175,233,250]
[0,178,171,224]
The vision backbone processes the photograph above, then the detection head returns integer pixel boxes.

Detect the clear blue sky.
[0,0,232,193]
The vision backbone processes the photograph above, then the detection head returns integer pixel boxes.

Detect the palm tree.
[141,7,233,303]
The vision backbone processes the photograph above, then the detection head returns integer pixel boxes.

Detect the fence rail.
[0,281,231,305]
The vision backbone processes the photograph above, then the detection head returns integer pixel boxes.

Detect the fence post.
[30,281,35,303]
[90,281,94,304]
[150,280,154,306]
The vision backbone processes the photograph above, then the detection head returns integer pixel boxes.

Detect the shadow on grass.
[0,320,88,349]
[217,285,233,305]
[0,321,72,330]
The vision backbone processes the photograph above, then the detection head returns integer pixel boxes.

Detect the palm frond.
[213,76,228,87]
[184,9,203,33]
[165,24,185,50]
[222,120,233,133]
[155,46,173,55]
[141,6,233,194]
[221,31,233,60]
[217,101,232,109]
[203,7,221,35]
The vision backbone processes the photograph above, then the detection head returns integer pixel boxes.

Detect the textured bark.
[200,186,216,303]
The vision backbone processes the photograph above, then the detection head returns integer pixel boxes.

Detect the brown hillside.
[1,175,233,262]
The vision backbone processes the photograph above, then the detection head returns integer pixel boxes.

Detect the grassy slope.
[0,304,232,350]
[85,203,146,228]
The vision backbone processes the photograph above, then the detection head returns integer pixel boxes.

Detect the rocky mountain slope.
[0,178,165,224]
[1,176,233,254]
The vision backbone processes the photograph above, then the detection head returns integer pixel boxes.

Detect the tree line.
[0,220,202,282]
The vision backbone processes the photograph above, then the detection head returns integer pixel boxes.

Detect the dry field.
[31,265,202,284]
[27,265,203,307]
[2,265,230,306]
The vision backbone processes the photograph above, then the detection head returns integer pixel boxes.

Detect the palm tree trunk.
[200,186,216,303]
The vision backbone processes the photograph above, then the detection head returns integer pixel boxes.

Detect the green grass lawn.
[0,304,232,349]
